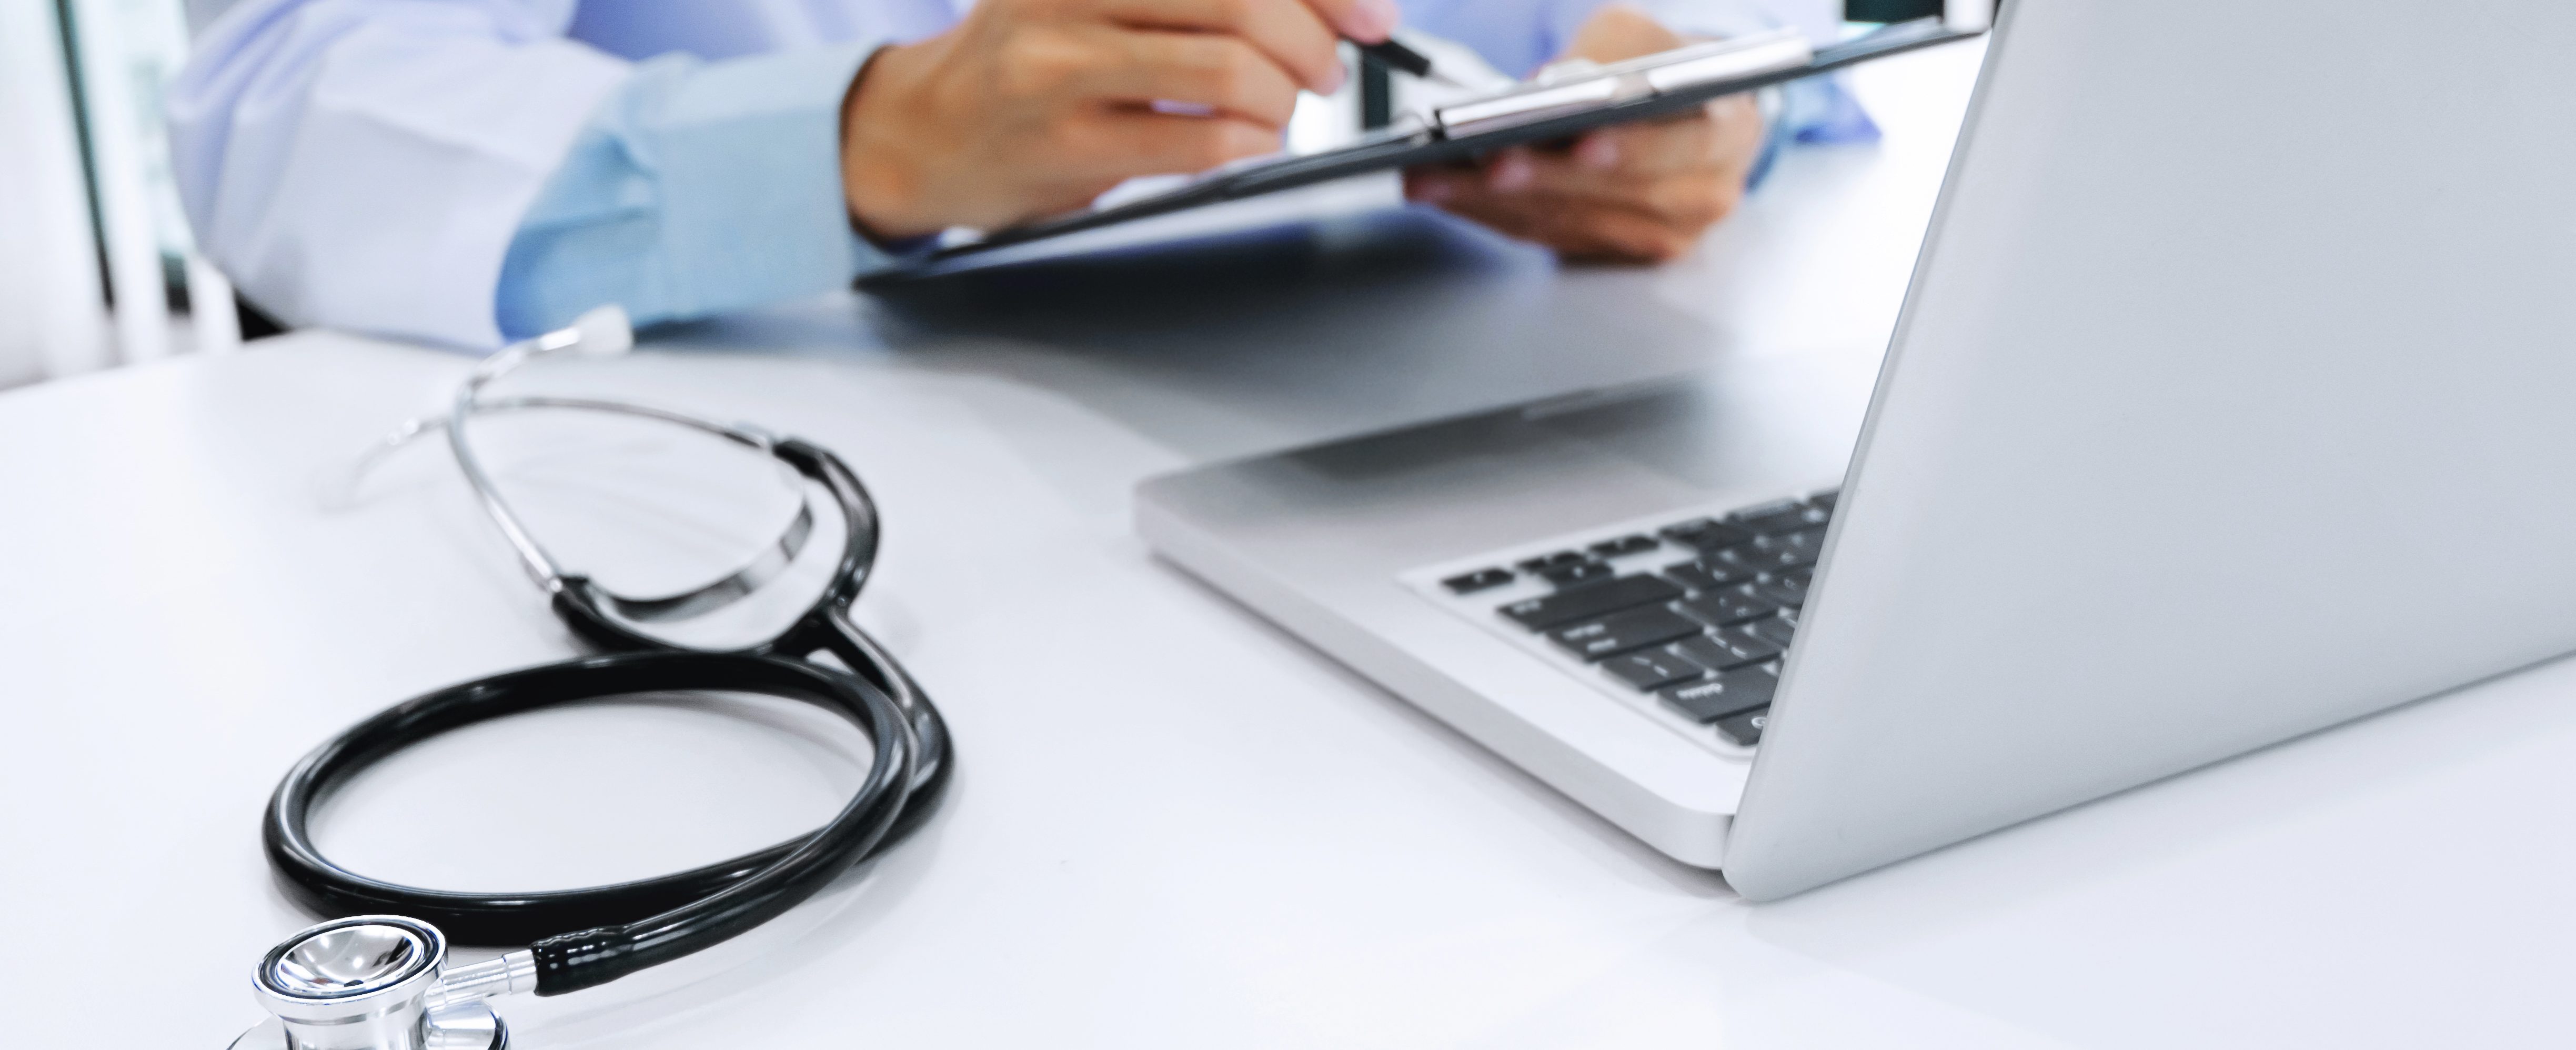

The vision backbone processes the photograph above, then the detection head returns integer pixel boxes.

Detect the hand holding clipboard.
[915,12,1989,264]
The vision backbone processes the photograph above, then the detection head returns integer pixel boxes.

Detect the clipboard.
[913,17,1987,264]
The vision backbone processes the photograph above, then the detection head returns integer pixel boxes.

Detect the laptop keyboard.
[1422,489,1837,749]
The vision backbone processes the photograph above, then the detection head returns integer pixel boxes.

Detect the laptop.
[1135,0,2576,899]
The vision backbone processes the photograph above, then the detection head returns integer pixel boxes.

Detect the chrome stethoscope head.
[230,916,533,1050]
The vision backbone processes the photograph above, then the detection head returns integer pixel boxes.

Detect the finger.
[1297,0,1401,44]
[1561,171,1736,231]
[1080,28,1305,128]
[1403,166,1475,206]
[1562,4,1685,64]
[1548,206,1699,263]
[1511,198,1699,262]
[1483,149,1739,229]
[1415,156,1709,225]
[1700,92,1767,179]
[1094,0,1346,94]
[1066,108,1283,176]
[1412,175,1704,262]
[1017,175,1146,225]
[1472,197,1696,262]
[1484,147,1541,192]
[1408,173,1555,243]
[1566,92,1756,174]
[1572,115,1721,177]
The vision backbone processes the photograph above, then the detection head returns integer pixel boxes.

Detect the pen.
[1352,37,1471,88]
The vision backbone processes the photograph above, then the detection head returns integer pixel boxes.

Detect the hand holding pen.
[838,0,1735,268]
[1351,36,1473,88]
[842,0,1428,238]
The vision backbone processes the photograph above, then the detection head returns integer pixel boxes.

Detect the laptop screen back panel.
[1726,0,2576,899]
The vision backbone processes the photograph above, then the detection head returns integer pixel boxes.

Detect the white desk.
[11,41,2576,1048]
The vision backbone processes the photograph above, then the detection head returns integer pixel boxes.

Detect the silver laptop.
[1137,0,2576,899]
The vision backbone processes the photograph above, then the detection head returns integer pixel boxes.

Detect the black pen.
[1352,37,1472,88]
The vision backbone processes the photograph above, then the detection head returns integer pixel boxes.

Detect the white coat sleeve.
[167,0,629,348]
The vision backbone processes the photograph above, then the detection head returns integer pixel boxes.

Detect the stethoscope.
[230,308,951,1050]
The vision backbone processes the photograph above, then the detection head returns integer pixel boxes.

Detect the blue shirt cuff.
[497,41,893,339]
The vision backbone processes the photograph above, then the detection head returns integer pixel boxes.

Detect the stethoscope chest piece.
[232,916,515,1050]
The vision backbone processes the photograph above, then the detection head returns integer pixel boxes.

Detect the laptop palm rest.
[1136,354,1878,865]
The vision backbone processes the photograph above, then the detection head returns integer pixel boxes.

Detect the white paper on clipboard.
[898,18,1981,267]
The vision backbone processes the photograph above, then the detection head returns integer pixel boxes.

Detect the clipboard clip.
[1432,28,1816,138]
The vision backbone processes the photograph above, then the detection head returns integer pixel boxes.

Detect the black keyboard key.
[1550,606,1704,662]
[1500,575,1680,630]
[1807,489,1839,512]
[1745,615,1798,647]
[1663,553,1759,592]
[1442,568,1515,594]
[1588,534,1661,557]
[1661,518,1754,552]
[1659,668,1777,724]
[1540,561,1615,587]
[1750,574,1809,607]
[1740,529,1825,571]
[1602,649,1705,691]
[1739,547,1816,573]
[1674,629,1782,670]
[1516,551,1589,573]
[1678,586,1779,626]
[1730,500,1832,535]
[1717,705,1771,746]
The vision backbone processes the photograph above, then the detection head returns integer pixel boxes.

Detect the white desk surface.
[11,41,2576,1048]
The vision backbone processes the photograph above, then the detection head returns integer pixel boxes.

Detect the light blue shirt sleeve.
[170,0,935,349]
[495,42,904,340]
[497,1,1874,341]
[173,0,1858,347]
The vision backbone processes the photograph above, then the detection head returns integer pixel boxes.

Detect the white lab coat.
[169,0,1837,348]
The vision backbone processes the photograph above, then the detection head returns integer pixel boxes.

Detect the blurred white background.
[0,0,237,391]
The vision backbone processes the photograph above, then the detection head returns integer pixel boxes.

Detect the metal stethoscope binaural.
[231,308,951,1050]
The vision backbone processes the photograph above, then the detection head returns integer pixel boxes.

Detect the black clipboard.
[912,18,1984,265]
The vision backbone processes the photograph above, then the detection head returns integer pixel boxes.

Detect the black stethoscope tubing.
[263,414,950,997]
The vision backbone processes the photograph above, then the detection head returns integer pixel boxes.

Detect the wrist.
[840,41,943,241]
